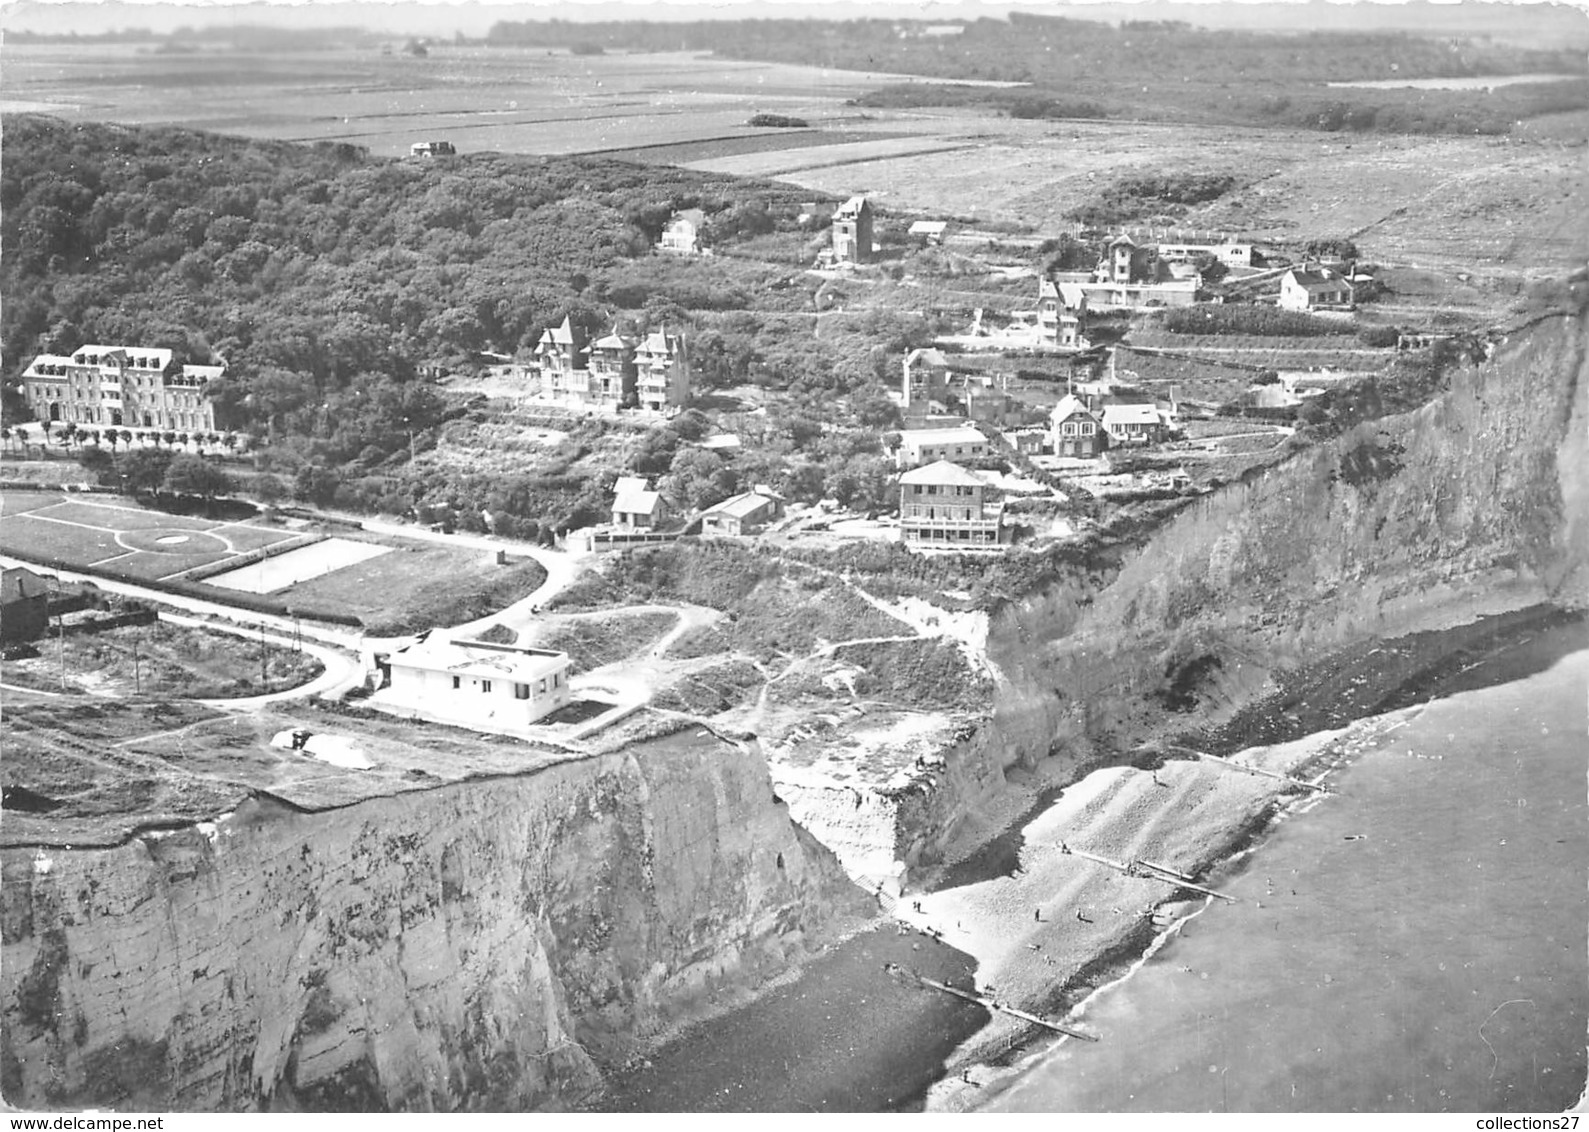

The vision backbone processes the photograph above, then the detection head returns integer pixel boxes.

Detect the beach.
[590,607,1585,1111]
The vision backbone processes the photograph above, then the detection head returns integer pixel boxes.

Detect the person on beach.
[1034,908,1042,922]
[1077,910,1093,924]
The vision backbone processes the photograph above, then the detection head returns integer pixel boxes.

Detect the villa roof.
[834,195,870,219]
[899,460,986,488]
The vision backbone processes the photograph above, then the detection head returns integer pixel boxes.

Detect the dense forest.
[487,14,1587,135]
[0,117,825,443]
[0,116,939,530]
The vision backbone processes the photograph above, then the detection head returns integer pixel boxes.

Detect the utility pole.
[132,633,142,697]
[55,584,66,692]
[258,620,268,692]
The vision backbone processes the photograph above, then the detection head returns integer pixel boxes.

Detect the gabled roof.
[1050,394,1097,425]
[1,567,51,604]
[1107,233,1137,248]
[899,460,986,487]
[834,195,870,219]
[613,489,664,516]
[908,220,948,236]
[613,475,650,497]
[1287,269,1349,292]
[542,317,579,345]
[899,425,986,447]
[638,329,681,356]
[1102,403,1161,426]
[389,632,570,682]
[905,347,951,369]
[1039,279,1088,309]
[700,491,779,520]
[668,208,706,227]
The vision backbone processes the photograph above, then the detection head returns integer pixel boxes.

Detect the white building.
[22,345,224,431]
[894,425,989,468]
[1279,267,1354,312]
[660,209,707,255]
[382,632,572,731]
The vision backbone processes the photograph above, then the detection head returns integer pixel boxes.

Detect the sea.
[987,634,1588,1113]
[1325,73,1583,91]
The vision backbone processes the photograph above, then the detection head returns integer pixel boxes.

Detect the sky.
[3,0,1585,41]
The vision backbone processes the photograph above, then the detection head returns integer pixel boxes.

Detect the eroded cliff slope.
[0,729,867,1111]
[998,302,1588,769]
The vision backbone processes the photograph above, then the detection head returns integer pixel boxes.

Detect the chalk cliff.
[0,732,867,1111]
[822,301,1589,879]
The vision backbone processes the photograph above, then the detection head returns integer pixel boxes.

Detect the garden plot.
[205,537,391,594]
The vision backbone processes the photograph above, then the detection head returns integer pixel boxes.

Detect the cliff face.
[1036,307,1588,727]
[0,732,867,1112]
[884,305,1589,876]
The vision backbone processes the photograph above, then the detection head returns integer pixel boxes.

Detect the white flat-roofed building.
[894,424,989,468]
[382,631,572,731]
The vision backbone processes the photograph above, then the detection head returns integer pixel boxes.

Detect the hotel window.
[452,676,461,689]
[514,683,530,700]
[537,678,548,694]
[553,672,561,688]
[481,680,493,694]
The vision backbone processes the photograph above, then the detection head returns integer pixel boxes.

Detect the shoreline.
[592,604,1585,1112]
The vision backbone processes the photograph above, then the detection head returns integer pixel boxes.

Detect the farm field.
[3,41,1579,293]
[0,44,961,158]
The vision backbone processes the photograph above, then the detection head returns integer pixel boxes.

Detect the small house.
[0,567,51,644]
[894,425,989,469]
[611,477,671,530]
[1100,401,1164,445]
[1050,395,1107,458]
[409,141,456,158]
[660,209,708,255]
[698,486,785,537]
[382,632,573,731]
[831,196,875,264]
[1279,267,1353,312]
[908,220,948,245]
[902,347,955,413]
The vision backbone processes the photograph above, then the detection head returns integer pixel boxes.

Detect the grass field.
[0,493,301,581]
[0,492,546,633]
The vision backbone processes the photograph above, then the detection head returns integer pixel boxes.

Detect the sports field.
[0,493,302,582]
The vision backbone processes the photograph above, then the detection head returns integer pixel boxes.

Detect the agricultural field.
[0,44,948,159]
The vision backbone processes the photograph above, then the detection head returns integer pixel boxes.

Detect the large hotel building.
[21,345,224,432]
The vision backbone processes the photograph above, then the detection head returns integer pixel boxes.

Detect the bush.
[1160,305,1342,338]
[1357,324,1400,348]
